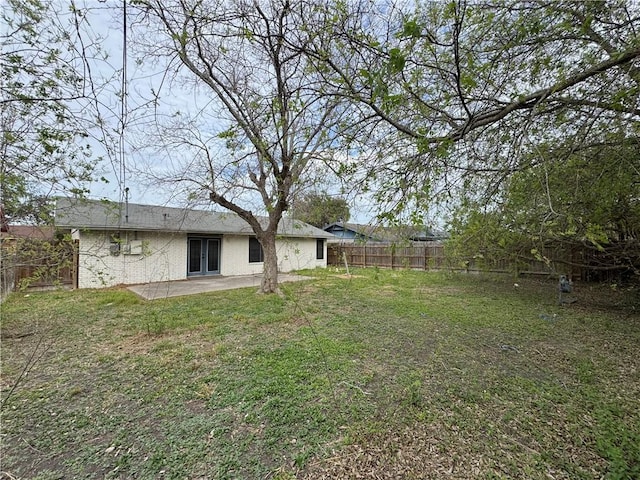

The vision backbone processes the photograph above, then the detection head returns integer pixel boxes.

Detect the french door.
[188,237,220,276]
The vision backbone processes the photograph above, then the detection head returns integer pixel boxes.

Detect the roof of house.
[324,222,448,243]
[0,225,58,240]
[55,198,334,238]
[324,222,381,241]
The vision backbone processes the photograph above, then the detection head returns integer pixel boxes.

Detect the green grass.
[1,269,639,479]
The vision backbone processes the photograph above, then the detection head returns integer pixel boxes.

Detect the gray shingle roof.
[55,198,333,238]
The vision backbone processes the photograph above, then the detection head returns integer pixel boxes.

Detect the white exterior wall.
[77,230,327,288]
[76,231,187,288]
[219,235,264,276]
[219,235,326,276]
[277,237,327,272]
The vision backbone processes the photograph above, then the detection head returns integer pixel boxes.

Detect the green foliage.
[1,0,98,224]
[507,142,640,246]
[398,19,422,39]
[448,141,640,276]
[387,48,406,73]
[308,0,640,224]
[290,191,350,228]
[1,233,76,290]
[446,209,532,274]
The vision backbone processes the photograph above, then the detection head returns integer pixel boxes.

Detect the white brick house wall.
[219,235,326,276]
[75,230,327,288]
[277,237,326,272]
[75,230,187,288]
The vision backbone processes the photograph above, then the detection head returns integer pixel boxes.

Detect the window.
[249,237,264,263]
[316,239,324,260]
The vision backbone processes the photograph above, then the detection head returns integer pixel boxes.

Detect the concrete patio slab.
[127,273,312,300]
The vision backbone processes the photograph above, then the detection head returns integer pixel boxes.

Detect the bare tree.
[133,0,345,293]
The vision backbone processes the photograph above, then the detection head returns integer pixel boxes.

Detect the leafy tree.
[1,0,102,224]
[133,0,346,293]
[448,139,640,278]
[302,0,640,216]
[290,192,350,228]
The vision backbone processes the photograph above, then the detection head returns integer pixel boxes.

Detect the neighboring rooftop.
[0,225,58,240]
[55,198,334,238]
[324,222,448,243]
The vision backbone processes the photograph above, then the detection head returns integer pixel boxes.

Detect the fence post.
[73,239,79,289]
[1,251,16,301]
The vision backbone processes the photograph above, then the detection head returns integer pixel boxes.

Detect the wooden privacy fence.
[329,243,449,271]
[10,263,76,287]
[328,243,585,279]
[1,238,78,300]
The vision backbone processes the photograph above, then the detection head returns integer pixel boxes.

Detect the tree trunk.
[259,231,279,294]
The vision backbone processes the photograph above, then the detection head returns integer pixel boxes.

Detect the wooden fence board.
[1,239,78,295]
[327,243,579,278]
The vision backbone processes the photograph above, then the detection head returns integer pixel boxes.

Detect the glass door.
[206,239,220,274]
[188,237,221,276]
[188,238,203,275]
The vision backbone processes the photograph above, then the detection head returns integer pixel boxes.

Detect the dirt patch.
[416,285,465,297]
[92,325,216,358]
[298,422,479,479]
[373,285,397,296]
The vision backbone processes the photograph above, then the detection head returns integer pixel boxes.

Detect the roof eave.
[63,224,333,238]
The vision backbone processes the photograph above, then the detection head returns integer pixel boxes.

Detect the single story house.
[55,198,334,289]
[324,222,448,244]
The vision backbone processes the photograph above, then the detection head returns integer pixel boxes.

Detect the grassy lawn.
[1,268,639,479]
